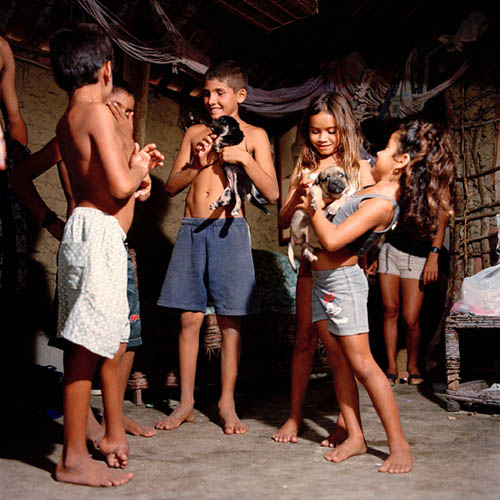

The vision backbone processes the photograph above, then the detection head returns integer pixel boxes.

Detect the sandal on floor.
[386,373,397,385]
[408,374,424,385]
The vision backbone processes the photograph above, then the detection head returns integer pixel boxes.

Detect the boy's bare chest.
[191,164,227,195]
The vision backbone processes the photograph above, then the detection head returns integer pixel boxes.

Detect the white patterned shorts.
[311,265,369,336]
[57,207,130,359]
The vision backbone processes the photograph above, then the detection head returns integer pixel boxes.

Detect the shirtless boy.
[49,24,162,487]
[10,81,157,443]
[156,60,279,435]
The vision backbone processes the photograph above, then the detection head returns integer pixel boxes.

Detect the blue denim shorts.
[126,251,142,348]
[312,265,369,336]
[157,218,259,316]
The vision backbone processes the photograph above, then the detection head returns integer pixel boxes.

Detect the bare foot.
[122,414,156,437]
[86,410,104,449]
[324,437,367,463]
[408,373,424,385]
[272,417,302,443]
[155,404,194,431]
[378,446,414,473]
[55,456,133,487]
[320,424,348,448]
[219,405,248,435]
[98,434,129,469]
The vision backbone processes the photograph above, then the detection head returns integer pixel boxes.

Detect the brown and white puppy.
[288,165,352,271]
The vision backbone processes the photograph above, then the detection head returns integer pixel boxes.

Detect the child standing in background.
[273,92,374,445]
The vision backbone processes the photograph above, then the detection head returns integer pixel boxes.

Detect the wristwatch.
[430,246,441,254]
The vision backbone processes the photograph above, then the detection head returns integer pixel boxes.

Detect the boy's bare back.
[57,99,146,233]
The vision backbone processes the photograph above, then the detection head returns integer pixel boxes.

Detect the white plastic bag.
[451,214,500,315]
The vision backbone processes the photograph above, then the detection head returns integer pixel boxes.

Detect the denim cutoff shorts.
[312,264,369,336]
[126,250,142,348]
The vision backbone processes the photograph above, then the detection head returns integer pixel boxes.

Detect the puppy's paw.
[309,185,322,211]
[231,207,241,216]
[326,201,340,216]
[303,247,318,263]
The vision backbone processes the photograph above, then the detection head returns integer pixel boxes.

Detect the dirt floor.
[2,375,500,500]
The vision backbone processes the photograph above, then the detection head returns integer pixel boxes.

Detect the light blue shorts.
[312,265,369,336]
[157,217,259,316]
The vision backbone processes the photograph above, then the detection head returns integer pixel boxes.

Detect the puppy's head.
[209,115,244,152]
[316,165,349,198]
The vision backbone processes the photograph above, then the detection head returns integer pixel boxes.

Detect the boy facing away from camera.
[50,24,162,487]
[10,81,157,445]
[156,60,279,435]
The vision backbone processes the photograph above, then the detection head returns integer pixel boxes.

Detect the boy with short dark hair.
[156,60,279,435]
[49,23,162,487]
[11,82,157,443]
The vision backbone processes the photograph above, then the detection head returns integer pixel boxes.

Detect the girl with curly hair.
[376,121,453,385]
[297,119,455,473]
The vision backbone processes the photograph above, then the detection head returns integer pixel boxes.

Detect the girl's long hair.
[396,119,455,237]
[295,92,364,190]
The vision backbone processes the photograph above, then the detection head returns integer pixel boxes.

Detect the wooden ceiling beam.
[212,0,278,31]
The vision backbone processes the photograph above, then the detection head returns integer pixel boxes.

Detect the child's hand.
[107,101,133,139]
[296,190,315,217]
[130,143,163,177]
[194,133,218,167]
[220,143,250,166]
[293,171,315,199]
[366,260,378,275]
[300,170,317,187]
[141,143,164,171]
[422,255,439,285]
[135,173,152,202]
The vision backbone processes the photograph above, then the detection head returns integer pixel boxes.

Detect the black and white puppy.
[287,165,352,271]
[209,115,269,216]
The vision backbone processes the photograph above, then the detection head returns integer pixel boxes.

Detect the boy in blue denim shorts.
[156,61,279,435]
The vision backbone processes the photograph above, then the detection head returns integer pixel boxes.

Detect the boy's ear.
[102,60,113,86]
[236,88,247,104]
